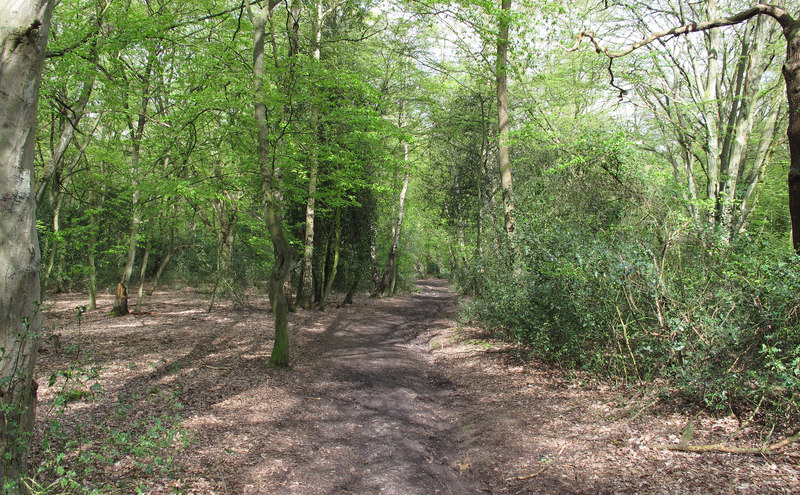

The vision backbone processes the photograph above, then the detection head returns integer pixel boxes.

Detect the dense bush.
[457,124,800,427]
[466,217,800,425]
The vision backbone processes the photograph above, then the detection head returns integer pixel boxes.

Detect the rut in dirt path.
[267,279,486,494]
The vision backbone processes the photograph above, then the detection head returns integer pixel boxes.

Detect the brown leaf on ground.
[31,280,800,494]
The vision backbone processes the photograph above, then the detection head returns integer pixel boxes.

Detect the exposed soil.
[32,279,800,494]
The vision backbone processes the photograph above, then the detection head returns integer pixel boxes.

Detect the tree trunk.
[733,93,782,235]
[319,208,341,310]
[297,4,323,310]
[785,26,800,253]
[41,187,63,297]
[88,193,98,310]
[112,282,129,316]
[121,192,140,287]
[496,0,516,240]
[0,3,53,488]
[135,244,150,312]
[719,15,771,238]
[148,243,196,296]
[250,3,296,368]
[376,144,410,297]
[702,0,722,226]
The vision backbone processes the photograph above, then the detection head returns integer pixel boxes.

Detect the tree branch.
[568,4,795,58]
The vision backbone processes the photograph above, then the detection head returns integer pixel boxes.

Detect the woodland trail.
[34,280,800,494]
[255,279,487,494]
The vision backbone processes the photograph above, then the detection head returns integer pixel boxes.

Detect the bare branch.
[569,4,795,58]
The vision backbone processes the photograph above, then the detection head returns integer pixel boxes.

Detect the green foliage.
[459,119,800,426]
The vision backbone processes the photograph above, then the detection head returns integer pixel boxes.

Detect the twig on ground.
[653,430,800,455]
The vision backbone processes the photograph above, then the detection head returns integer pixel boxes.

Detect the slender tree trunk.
[720,15,770,238]
[148,243,195,296]
[0,1,53,489]
[733,94,782,234]
[250,3,296,368]
[88,191,98,310]
[701,0,721,226]
[377,144,410,296]
[42,188,63,297]
[121,189,140,287]
[297,9,321,309]
[496,0,516,241]
[135,244,150,312]
[319,208,341,310]
[316,230,330,302]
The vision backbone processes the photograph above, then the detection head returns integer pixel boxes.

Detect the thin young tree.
[496,0,516,241]
[249,0,296,368]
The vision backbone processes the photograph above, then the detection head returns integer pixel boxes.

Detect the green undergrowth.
[460,226,800,429]
[25,308,193,495]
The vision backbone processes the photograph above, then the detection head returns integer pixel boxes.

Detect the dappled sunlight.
[28,280,799,493]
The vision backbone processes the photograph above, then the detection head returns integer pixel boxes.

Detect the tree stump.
[111,282,128,316]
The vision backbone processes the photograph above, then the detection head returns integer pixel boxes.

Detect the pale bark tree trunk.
[41,118,97,298]
[121,188,140,287]
[702,0,722,225]
[87,157,106,311]
[733,92,782,234]
[135,243,150,312]
[250,1,296,368]
[115,59,152,315]
[0,1,54,489]
[496,0,516,241]
[41,187,63,296]
[578,3,800,250]
[376,144,410,297]
[719,15,771,237]
[297,0,323,310]
[608,2,782,243]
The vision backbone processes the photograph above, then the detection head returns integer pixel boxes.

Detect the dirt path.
[32,279,800,494]
[212,279,486,494]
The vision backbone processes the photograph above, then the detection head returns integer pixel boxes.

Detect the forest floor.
[31,279,800,494]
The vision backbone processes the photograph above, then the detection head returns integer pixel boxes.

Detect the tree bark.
[135,244,150,312]
[733,92,782,235]
[702,0,722,225]
[496,0,516,241]
[785,24,800,253]
[41,186,63,297]
[719,15,771,238]
[147,243,196,296]
[297,0,323,310]
[250,2,296,368]
[0,1,53,488]
[88,192,98,310]
[376,144,410,297]
[319,208,341,310]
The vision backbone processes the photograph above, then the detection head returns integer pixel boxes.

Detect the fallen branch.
[653,430,800,455]
[511,444,567,480]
